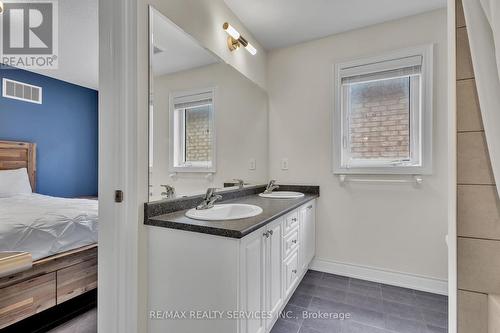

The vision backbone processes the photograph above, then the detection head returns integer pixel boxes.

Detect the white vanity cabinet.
[239,217,283,333]
[299,200,316,273]
[148,199,316,333]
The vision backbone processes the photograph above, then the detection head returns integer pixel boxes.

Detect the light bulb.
[245,43,257,55]
[223,22,240,40]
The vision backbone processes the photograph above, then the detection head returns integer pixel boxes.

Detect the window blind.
[173,91,212,110]
[341,55,422,85]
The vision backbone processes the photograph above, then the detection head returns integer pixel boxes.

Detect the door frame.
[98,0,147,332]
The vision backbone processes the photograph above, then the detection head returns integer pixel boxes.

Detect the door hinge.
[115,190,124,203]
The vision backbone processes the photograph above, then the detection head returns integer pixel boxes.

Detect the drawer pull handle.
[292,269,297,274]
[292,218,297,222]
[268,230,274,236]
[307,205,313,209]
[263,231,270,238]
[291,239,297,244]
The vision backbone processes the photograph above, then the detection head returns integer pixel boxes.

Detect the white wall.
[267,9,449,290]
[134,1,267,331]
[151,63,268,199]
[146,0,267,90]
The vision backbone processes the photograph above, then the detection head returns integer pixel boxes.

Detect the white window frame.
[332,45,434,175]
[169,87,216,173]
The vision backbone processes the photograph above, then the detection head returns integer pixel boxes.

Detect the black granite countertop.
[145,185,319,239]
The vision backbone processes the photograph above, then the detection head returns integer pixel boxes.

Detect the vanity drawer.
[283,211,299,235]
[283,250,299,298]
[0,272,56,329]
[283,229,299,259]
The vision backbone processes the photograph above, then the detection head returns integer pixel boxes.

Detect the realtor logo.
[0,0,58,69]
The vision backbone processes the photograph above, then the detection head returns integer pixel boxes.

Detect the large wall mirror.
[148,7,269,202]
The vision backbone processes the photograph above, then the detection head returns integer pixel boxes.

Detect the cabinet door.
[300,201,316,272]
[283,249,300,298]
[265,220,283,331]
[240,228,266,333]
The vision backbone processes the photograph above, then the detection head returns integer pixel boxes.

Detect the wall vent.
[2,78,42,104]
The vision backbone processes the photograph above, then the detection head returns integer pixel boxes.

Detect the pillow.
[0,168,33,197]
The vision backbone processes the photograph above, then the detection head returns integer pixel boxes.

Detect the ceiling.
[27,0,98,90]
[152,9,219,77]
[223,0,447,50]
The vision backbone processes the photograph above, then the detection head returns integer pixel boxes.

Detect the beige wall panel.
[456,27,475,80]
[458,237,500,293]
[457,132,495,185]
[457,79,483,132]
[458,290,488,333]
[456,0,466,28]
[458,185,500,239]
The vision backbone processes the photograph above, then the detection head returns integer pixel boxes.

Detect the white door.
[240,229,266,333]
[265,220,283,331]
[300,201,316,272]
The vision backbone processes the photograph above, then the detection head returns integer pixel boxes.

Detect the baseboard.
[311,257,448,295]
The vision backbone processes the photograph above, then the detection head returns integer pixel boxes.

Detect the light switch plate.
[281,158,289,170]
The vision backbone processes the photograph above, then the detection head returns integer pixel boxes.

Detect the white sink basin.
[185,204,263,221]
[259,191,305,199]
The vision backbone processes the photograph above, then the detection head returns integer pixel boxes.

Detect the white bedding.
[0,194,98,261]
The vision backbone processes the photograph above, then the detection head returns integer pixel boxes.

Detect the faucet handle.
[233,179,244,188]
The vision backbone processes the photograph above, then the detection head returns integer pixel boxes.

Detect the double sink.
[185,191,304,221]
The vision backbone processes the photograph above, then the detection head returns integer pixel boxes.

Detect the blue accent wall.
[0,67,98,198]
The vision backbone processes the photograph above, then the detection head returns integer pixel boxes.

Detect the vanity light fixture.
[223,22,257,55]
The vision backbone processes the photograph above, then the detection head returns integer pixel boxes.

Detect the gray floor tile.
[344,292,384,313]
[306,270,324,279]
[296,281,318,295]
[349,278,381,289]
[384,315,427,333]
[298,326,323,333]
[415,290,447,302]
[422,309,448,328]
[277,272,447,333]
[311,286,347,302]
[342,321,393,333]
[271,318,301,333]
[348,283,382,299]
[282,303,307,325]
[426,324,448,333]
[414,295,448,314]
[308,297,351,313]
[303,274,324,286]
[290,291,314,308]
[317,275,349,290]
[301,317,342,333]
[383,300,423,321]
[348,305,385,328]
[381,288,417,306]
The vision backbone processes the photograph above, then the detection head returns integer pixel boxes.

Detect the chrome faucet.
[233,179,245,189]
[160,184,176,199]
[196,188,222,210]
[264,180,279,194]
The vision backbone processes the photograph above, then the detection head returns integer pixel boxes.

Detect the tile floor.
[271,270,448,333]
[45,270,448,333]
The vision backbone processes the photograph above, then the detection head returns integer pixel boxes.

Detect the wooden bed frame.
[0,140,98,329]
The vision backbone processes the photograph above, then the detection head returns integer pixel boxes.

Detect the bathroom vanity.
[145,8,318,333]
[145,185,318,333]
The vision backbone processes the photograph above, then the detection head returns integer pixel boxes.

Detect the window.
[333,45,433,174]
[170,88,215,172]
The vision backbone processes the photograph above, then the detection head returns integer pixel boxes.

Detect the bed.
[0,140,98,329]
[0,194,98,261]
